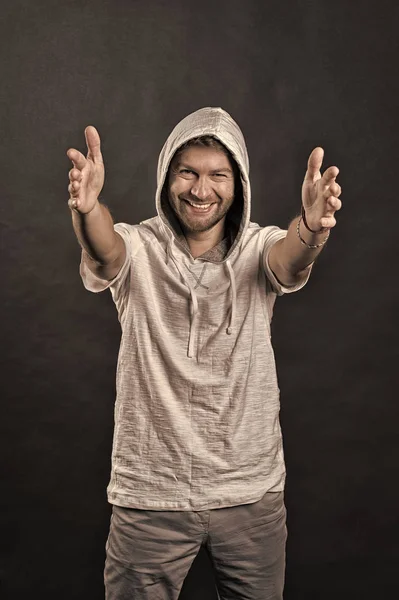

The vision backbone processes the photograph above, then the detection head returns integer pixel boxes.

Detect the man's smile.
[182,198,217,214]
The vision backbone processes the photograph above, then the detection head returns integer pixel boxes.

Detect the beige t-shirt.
[80,217,310,510]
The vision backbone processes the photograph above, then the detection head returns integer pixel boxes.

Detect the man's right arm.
[71,202,126,281]
[67,126,126,281]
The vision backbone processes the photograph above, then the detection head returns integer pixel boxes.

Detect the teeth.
[188,201,212,209]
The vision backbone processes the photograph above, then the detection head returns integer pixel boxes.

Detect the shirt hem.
[107,485,285,511]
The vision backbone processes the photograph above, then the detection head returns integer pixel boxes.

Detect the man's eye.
[180,169,193,175]
[214,173,227,178]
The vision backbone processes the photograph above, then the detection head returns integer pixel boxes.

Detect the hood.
[155,107,251,262]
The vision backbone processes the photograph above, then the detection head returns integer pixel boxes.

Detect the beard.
[168,193,235,234]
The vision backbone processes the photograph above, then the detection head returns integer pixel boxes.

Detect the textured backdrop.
[1,0,398,598]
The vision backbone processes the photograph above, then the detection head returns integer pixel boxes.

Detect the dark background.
[1,0,398,598]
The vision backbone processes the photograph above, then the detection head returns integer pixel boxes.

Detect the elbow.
[271,260,312,287]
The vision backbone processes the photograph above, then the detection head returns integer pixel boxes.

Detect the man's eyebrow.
[209,167,233,174]
[174,162,193,170]
[175,162,233,174]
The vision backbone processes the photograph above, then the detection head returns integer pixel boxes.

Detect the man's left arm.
[268,147,342,287]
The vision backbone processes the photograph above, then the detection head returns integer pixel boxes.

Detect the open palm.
[302,147,342,231]
[67,126,105,214]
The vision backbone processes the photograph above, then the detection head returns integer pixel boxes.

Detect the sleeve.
[262,225,313,295]
[79,223,140,301]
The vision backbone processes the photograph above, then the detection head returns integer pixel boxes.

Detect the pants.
[105,491,287,600]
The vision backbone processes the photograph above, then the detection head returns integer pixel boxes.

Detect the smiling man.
[167,139,236,257]
[67,107,342,600]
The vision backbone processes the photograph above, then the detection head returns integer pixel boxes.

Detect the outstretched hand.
[302,147,342,231]
[67,126,105,214]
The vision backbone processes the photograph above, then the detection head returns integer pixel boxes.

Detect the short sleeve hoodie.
[80,107,311,510]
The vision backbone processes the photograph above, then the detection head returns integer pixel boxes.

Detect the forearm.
[283,215,329,272]
[71,201,121,265]
[269,215,330,285]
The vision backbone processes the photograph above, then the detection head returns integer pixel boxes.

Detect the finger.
[67,148,86,170]
[304,147,324,182]
[323,183,342,200]
[321,165,339,188]
[322,195,341,225]
[85,126,103,163]
[68,181,80,196]
[328,181,341,197]
[69,168,82,182]
[68,197,79,211]
[325,196,342,213]
[321,215,337,229]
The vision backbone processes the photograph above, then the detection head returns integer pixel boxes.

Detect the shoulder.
[137,216,164,239]
[242,222,287,248]
[114,217,164,251]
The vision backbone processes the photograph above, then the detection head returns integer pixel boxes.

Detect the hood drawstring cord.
[186,287,199,359]
[165,236,173,265]
[166,238,236,357]
[166,238,199,358]
[225,260,237,335]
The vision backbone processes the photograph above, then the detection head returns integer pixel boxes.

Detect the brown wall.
[1,0,398,598]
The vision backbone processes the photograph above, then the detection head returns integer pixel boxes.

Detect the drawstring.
[166,238,237,356]
[187,290,198,359]
[181,275,199,359]
[167,238,199,358]
[225,260,237,335]
[165,238,172,265]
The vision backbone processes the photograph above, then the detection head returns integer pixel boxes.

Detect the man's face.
[168,145,235,235]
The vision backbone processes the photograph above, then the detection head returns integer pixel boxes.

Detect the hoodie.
[80,107,311,510]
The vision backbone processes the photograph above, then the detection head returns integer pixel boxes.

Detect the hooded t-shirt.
[80,107,311,511]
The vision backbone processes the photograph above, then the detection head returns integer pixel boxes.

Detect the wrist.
[296,216,330,249]
[85,198,102,216]
[71,197,101,217]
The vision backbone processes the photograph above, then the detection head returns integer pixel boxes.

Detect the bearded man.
[67,107,342,600]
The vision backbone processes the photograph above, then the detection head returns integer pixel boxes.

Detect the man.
[67,107,341,600]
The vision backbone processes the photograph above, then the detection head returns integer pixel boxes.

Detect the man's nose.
[190,177,211,200]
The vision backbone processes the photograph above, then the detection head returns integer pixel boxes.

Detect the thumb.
[85,125,103,163]
[304,147,324,182]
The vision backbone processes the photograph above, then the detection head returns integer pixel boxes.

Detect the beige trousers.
[105,491,287,600]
